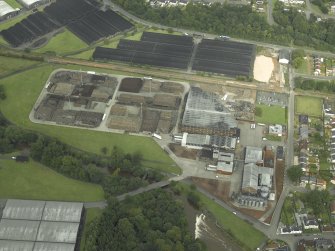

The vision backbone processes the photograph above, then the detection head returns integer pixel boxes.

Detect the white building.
[0,1,19,21]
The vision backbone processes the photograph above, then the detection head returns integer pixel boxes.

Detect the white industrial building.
[244,146,263,164]
[279,49,290,64]
[241,163,273,195]
[181,132,236,150]
[0,199,83,251]
[17,0,45,8]
[0,0,19,21]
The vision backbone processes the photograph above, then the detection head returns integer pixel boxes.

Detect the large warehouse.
[0,199,83,251]
[181,87,237,135]
[17,0,45,8]
[0,1,19,21]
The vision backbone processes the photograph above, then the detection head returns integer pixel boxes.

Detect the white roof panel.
[0,240,34,251]
[0,1,15,17]
[2,199,45,221]
[19,0,41,7]
[42,201,83,222]
[33,242,75,251]
[0,219,39,241]
[36,222,79,243]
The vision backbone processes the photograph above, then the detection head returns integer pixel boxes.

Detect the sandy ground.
[253,55,274,83]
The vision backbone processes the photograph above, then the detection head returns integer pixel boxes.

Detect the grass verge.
[0,12,30,30]
[80,208,103,251]
[255,104,287,124]
[4,0,22,8]
[35,29,88,55]
[0,158,104,201]
[179,183,266,250]
[0,56,39,76]
[0,64,180,174]
[295,96,323,117]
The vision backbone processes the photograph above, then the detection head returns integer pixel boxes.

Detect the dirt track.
[48,57,282,92]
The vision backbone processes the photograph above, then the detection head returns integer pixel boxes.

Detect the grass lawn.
[0,56,39,75]
[255,104,287,124]
[295,96,323,117]
[35,29,88,55]
[0,36,9,45]
[146,28,182,35]
[80,208,103,251]
[0,64,180,174]
[0,159,104,201]
[295,57,311,75]
[179,183,266,250]
[125,31,143,41]
[4,0,22,8]
[0,12,30,30]
[71,49,94,60]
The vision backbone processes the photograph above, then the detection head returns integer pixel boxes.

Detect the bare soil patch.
[253,55,274,83]
[168,143,198,160]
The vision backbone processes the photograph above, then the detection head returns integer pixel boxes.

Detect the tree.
[255,106,262,117]
[287,165,303,183]
[101,146,108,155]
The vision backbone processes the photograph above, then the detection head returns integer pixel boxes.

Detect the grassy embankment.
[0,158,104,201]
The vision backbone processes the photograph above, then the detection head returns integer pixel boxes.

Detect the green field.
[0,159,104,201]
[80,208,103,251]
[255,104,287,124]
[0,56,39,75]
[4,0,22,8]
[71,49,94,60]
[0,12,29,30]
[179,183,266,250]
[35,29,88,55]
[295,96,323,117]
[0,64,180,174]
[295,57,311,75]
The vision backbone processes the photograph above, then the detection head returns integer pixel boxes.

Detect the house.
[279,49,290,64]
[269,124,283,136]
[299,114,309,125]
[300,175,316,188]
[330,201,335,215]
[316,178,327,190]
[302,216,319,230]
[315,238,333,249]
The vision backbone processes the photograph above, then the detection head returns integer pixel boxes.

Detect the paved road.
[267,0,276,25]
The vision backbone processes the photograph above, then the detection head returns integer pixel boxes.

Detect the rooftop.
[182,87,237,129]
[245,146,263,164]
[0,1,16,17]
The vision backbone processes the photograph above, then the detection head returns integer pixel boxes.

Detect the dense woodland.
[0,104,163,198]
[113,0,335,52]
[84,190,206,251]
[294,77,335,92]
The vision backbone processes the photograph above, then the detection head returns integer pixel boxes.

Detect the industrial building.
[0,199,83,251]
[181,87,237,135]
[244,146,263,164]
[278,49,290,64]
[241,163,274,195]
[216,151,234,174]
[17,0,45,8]
[181,132,236,150]
[0,1,19,21]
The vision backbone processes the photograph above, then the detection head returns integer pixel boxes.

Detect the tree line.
[294,77,335,92]
[112,0,335,52]
[84,189,206,251]
[0,111,164,198]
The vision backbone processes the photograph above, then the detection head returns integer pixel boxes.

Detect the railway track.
[48,56,282,93]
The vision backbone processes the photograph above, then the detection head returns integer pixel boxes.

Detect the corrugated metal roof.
[18,0,41,7]
[0,1,15,17]
[33,242,75,251]
[0,219,39,241]
[2,199,45,221]
[0,240,34,251]
[37,222,79,243]
[42,201,83,222]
